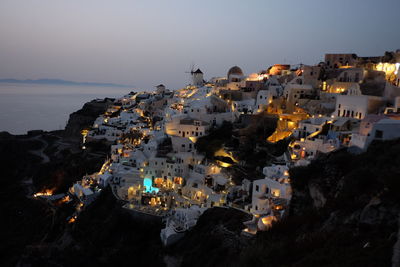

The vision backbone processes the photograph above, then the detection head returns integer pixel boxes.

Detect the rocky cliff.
[64,98,114,140]
[238,139,400,267]
[0,98,113,266]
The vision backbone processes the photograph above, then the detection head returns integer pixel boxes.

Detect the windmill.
[185,62,196,85]
[185,62,204,86]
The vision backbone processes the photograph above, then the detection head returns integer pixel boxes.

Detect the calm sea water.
[0,83,132,134]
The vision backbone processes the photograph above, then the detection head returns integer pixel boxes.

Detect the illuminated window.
[271,189,280,197]
[174,177,183,185]
[154,178,163,185]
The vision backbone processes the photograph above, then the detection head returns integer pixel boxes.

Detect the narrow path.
[29,136,50,163]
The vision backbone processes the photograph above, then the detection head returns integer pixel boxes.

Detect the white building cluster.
[67,50,400,241]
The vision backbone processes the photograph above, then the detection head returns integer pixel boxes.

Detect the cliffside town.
[3,50,400,266]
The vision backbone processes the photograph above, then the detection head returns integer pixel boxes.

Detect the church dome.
[227,66,243,77]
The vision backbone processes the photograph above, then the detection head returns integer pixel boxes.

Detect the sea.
[0,83,133,135]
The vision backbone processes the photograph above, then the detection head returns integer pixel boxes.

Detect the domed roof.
[227,66,243,77]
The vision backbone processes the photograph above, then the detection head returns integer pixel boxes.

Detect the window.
[375,130,383,138]
[271,189,280,197]
[343,72,348,82]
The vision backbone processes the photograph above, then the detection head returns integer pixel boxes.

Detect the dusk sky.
[1,0,399,89]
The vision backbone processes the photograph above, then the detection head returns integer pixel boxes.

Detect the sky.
[0,0,399,90]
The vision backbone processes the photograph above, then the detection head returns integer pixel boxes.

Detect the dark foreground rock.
[166,207,252,267]
[19,188,165,267]
[238,139,400,267]
[0,98,113,266]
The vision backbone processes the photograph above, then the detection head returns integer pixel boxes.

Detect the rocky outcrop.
[240,139,400,266]
[0,99,113,266]
[64,98,114,140]
[308,183,326,209]
[393,214,400,267]
[166,207,251,267]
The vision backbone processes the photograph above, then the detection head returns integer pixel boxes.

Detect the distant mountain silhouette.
[0,78,132,88]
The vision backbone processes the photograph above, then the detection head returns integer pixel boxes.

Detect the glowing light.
[174,177,183,185]
[214,148,238,163]
[216,160,232,168]
[68,216,77,224]
[143,178,159,193]
[261,216,276,227]
[59,195,71,204]
[188,136,197,143]
[33,189,54,197]
[322,81,327,91]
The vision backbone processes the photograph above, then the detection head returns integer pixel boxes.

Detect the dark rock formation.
[64,98,114,140]
[0,98,113,266]
[239,139,400,267]
[166,207,252,267]
[19,188,165,267]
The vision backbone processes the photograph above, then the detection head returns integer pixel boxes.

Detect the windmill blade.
[190,62,195,73]
[185,62,195,74]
